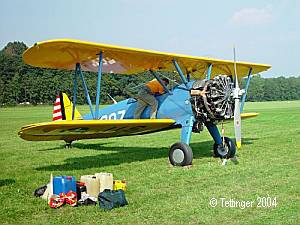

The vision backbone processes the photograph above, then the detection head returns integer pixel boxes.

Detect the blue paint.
[180,116,195,144]
[205,122,222,145]
[72,65,78,120]
[83,81,194,123]
[77,63,95,118]
[81,79,220,147]
[172,59,188,88]
[206,64,212,80]
[95,51,103,119]
[83,82,195,144]
[149,70,172,94]
[240,68,252,112]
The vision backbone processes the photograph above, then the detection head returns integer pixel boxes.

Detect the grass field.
[0,101,299,224]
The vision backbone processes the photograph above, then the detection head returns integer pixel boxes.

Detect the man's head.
[162,78,169,86]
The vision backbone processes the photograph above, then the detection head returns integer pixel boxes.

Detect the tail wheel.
[213,137,236,159]
[169,142,193,166]
[64,140,73,149]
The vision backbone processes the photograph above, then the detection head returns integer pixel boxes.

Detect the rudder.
[52,92,82,121]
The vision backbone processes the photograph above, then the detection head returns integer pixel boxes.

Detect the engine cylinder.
[190,75,235,124]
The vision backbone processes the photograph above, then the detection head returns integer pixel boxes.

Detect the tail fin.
[52,92,82,121]
[53,95,63,121]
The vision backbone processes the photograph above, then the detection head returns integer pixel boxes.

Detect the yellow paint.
[240,112,259,119]
[61,92,82,120]
[238,113,259,149]
[222,112,259,124]
[23,39,271,79]
[18,119,175,141]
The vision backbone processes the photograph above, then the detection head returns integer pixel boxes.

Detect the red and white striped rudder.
[52,95,63,121]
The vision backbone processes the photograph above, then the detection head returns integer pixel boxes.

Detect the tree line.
[0,41,299,106]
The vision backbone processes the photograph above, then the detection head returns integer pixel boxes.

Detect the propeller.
[233,46,242,149]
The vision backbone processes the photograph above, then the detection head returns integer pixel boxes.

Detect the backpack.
[98,189,128,210]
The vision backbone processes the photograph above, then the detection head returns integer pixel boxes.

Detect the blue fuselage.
[83,81,195,127]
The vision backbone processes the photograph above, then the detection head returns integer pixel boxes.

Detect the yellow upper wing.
[23,39,271,79]
[18,119,175,141]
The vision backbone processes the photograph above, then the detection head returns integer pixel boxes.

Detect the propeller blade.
[234,98,242,148]
[233,46,239,89]
[233,46,242,148]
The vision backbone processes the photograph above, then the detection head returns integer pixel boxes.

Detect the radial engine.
[190,75,239,132]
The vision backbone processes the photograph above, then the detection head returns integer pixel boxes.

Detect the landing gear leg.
[206,122,236,159]
[169,116,194,166]
[213,137,236,159]
[64,141,73,149]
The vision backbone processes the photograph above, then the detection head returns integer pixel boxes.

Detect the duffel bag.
[98,189,128,210]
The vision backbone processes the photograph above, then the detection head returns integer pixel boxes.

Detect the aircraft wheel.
[64,141,73,149]
[169,142,193,166]
[213,137,236,159]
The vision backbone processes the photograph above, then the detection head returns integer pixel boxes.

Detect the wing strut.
[240,68,253,112]
[95,51,103,119]
[149,70,172,94]
[172,59,189,88]
[72,65,78,120]
[206,64,213,80]
[187,72,191,82]
[76,63,95,118]
[71,51,106,120]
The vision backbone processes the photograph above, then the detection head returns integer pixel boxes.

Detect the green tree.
[1,41,300,105]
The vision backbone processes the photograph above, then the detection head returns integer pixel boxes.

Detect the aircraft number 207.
[100,110,126,120]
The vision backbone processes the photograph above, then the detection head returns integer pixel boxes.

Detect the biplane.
[18,39,271,166]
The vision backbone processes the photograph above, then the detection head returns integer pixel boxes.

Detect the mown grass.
[0,101,299,224]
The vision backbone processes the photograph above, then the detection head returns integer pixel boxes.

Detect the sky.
[0,0,299,77]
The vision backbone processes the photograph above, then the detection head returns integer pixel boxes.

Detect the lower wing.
[222,112,259,124]
[18,119,175,141]
[241,112,259,120]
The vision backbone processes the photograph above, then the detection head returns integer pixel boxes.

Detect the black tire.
[169,142,193,166]
[64,140,73,149]
[213,137,236,159]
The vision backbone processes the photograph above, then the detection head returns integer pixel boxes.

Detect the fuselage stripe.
[53,109,61,114]
[53,112,62,118]
[53,115,63,121]
[53,105,61,110]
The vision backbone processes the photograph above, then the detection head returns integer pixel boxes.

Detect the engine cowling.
[190,75,235,130]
